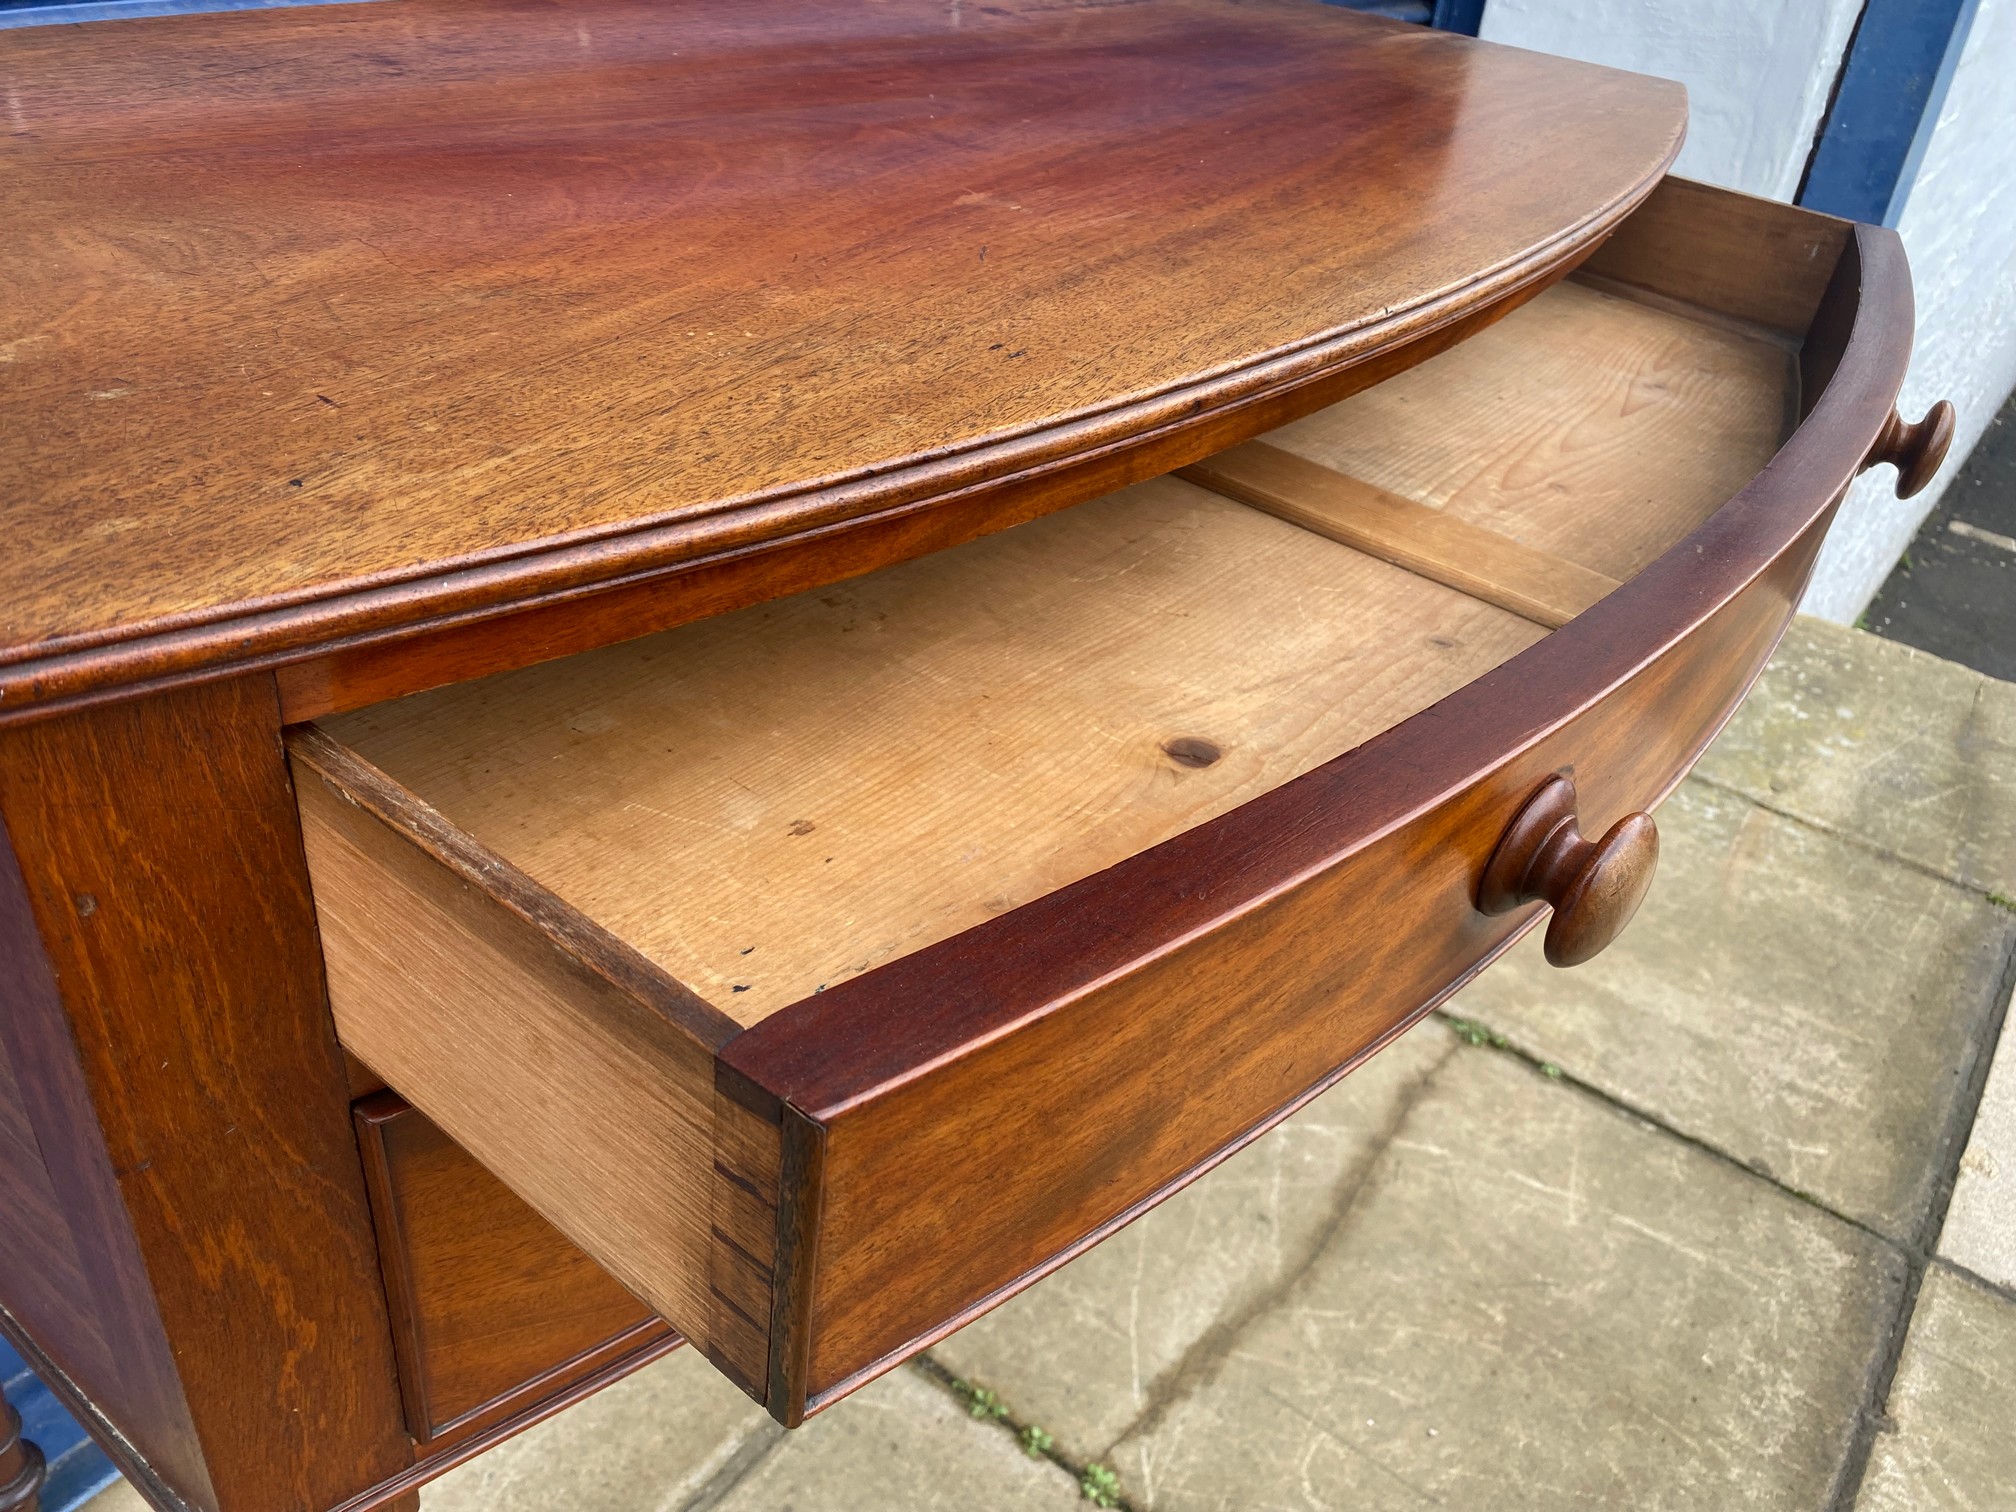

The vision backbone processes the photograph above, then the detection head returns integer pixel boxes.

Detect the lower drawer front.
[353,1094,675,1446]
[294,180,1921,1424]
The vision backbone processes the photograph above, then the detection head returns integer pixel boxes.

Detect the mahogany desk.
[0,3,1949,1508]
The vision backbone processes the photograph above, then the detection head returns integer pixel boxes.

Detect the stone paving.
[80,617,2016,1511]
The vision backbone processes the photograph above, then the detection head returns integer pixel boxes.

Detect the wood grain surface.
[0,679,412,1511]
[1182,441,1621,627]
[774,501,1839,1412]
[287,194,1916,1428]
[292,766,724,1328]
[0,1039,112,1439]
[721,217,1917,1417]
[1578,175,1850,338]
[317,273,1793,1022]
[1260,277,1796,582]
[290,734,764,1388]
[267,264,1573,728]
[0,0,1681,715]
[322,477,1543,1022]
[352,1095,673,1447]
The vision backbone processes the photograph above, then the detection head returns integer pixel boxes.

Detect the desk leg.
[0,676,412,1512]
[0,1384,43,1512]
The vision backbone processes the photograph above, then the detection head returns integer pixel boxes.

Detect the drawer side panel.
[295,770,740,1370]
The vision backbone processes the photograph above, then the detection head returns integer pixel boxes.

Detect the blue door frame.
[1324,0,1482,30]
[1800,0,1982,226]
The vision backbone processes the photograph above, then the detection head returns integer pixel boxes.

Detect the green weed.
[1445,1015,1508,1049]
[1080,1464,1123,1507]
[950,1380,1009,1421]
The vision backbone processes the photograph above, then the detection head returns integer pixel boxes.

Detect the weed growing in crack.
[950,1379,1010,1421]
[1080,1464,1123,1507]
[1018,1423,1055,1458]
[1987,891,2016,912]
[1445,1015,1508,1049]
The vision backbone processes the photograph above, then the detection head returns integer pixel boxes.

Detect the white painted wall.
[1481,0,2016,621]
[1804,0,2016,620]
[1479,0,1863,200]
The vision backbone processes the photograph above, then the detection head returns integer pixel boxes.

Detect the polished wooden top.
[0,0,1683,709]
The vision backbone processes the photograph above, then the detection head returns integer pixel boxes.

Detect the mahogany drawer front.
[291,178,1929,1424]
[741,510,1827,1408]
[352,1093,676,1447]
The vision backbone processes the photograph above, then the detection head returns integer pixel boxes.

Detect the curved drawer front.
[291,179,1924,1428]
[732,499,1834,1414]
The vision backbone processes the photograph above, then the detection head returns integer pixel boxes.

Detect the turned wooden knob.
[1867,400,1955,499]
[1477,775,1658,968]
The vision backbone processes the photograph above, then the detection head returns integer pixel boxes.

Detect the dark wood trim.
[796,921,1540,1415]
[782,487,1845,1416]
[762,1110,826,1428]
[0,678,413,1511]
[418,1322,675,1452]
[351,1096,435,1447]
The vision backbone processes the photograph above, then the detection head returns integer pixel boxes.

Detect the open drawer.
[288,179,1946,1424]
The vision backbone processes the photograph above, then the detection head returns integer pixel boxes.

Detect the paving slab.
[1450,781,2016,1240]
[1694,616,2016,898]
[1104,1048,1906,1512]
[708,1364,1085,1512]
[1856,1265,2016,1512]
[1938,981,2016,1290]
[77,1479,144,1512]
[81,1339,1081,1512]
[930,1017,1461,1466]
[422,1346,774,1512]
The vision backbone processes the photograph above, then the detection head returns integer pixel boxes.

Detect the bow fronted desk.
[0,3,1950,1508]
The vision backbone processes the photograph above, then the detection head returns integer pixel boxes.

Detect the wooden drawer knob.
[1477,775,1658,968]
[1868,400,1956,499]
